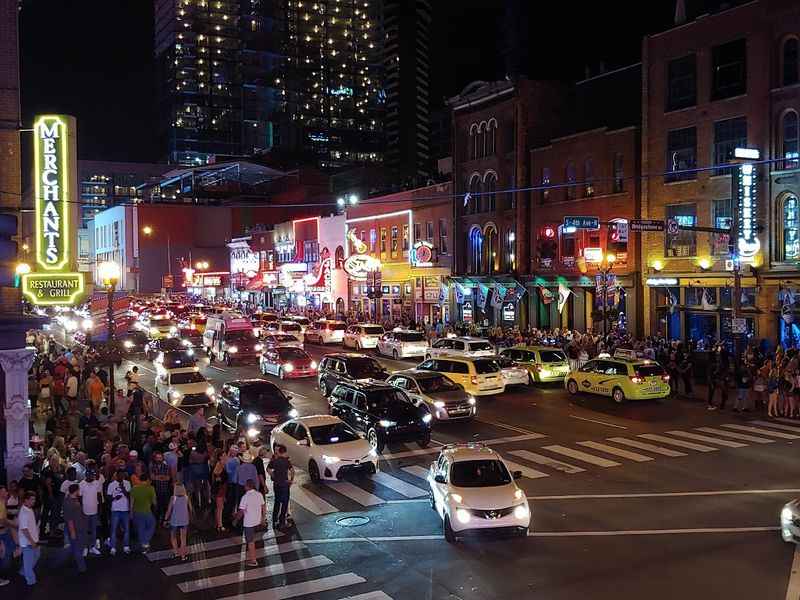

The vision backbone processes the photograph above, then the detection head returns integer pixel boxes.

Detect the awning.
[447,276,526,300]
[525,274,635,288]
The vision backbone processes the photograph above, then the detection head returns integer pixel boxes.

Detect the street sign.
[666,219,679,235]
[731,317,747,334]
[630,219,665,232]
[563,216,599,230]
[162,274,174,289]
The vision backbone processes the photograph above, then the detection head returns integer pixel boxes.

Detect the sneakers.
[142,544,150,552]
[89,547,102,556]
[123,546,131,555]
[83,548,88,557]
[110,547,117,556]
[707,406,717,411]
[0,579,9,587]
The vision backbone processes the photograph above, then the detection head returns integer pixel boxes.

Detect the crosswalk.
[147,529,394,598]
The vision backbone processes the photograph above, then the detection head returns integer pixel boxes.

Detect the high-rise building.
[154,0,281,165]
[381,0,431,181]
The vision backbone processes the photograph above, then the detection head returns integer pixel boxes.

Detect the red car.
[259,346,318,380]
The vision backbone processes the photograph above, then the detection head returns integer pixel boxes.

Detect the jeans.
[133,512,156,548]
[20,546,40,585]
[110,510,130,549]
[0,531,15,570]
[67,536,86,573]
[86,513,99,548]
[273,486,290,527]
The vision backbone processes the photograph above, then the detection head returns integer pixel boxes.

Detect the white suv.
[377,329,429,359]
[427,443,530,543]
[427,336,495,360]
[304,320,347,345]
[342,324,385,350]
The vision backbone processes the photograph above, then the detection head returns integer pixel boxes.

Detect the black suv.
[145,337,183,361]
[318,353,390,397]
[328,380,432,453]
[218,379,298,439]
[119,330,149,354]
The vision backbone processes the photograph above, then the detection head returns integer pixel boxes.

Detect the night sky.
[19,0,679,163]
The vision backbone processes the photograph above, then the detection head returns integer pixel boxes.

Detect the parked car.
[304,319,347,345]
[317,353,390,397]
[387,369,476,421]
[217,379,298,439]
[259,346,318,379]
[426,337,495,360]
[342,324,385,350]
[376,329,428,359]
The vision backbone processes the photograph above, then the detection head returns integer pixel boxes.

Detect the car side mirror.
[284,393,292,400]
[434,474,446,484]
[512,470,523,480]
[298,439,309,446]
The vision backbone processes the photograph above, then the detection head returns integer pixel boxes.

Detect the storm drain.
[336,516,370,527]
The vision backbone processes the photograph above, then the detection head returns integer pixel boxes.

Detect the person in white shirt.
[236,479,265,567]
[18,492,40,586]
[106,470,132,555]
[65,370,79,406]
[79,468,104,554]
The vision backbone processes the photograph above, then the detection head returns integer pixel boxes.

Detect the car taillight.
[470,376,479,385]
[630,376,643,384]
[533,364,542,372]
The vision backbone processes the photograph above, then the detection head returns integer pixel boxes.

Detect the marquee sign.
[22,115,84,306]
[410,240,433,267]
[344,254,381,280]
[736,162,760,259]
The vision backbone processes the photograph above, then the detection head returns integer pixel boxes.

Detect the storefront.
[449,276,526,327]
[186,272,228,300]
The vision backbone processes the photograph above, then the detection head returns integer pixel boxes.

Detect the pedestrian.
[707,362,720,410]
[62,483,88,574]
[164,484,191,561]
[267,444,294,531]
[130,471,157,552]
[106,469,132,555]
[39,369,53,415]
[149,451,172,523]
[768,363,781,417]
[0,485,14,586]
[87,372,106,415]
[18,492,40,586]
[235,451,258,507]
[235,479,265,568]
[65,368,80,411]
[188,407,206,435]
[79,408,100,450]
[733,365,751,412]
[78,467,103,556]
[211,449,228,533]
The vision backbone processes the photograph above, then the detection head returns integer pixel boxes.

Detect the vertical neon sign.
[34,115,70,270]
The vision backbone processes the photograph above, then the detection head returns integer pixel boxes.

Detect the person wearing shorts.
[164,484,191,560]
[236,479,265,567]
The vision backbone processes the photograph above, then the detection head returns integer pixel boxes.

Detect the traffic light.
[0,213,18,288]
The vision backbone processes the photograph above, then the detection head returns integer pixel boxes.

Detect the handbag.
[753,377,766,392]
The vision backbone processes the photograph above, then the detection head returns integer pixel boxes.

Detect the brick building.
[641,0,800,349]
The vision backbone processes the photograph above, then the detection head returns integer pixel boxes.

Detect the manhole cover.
[336,516,370,527]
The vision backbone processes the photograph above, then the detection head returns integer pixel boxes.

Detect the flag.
[478,283,490,310]
[438,283,448,304]
[455,284,464,305]
[557,283,571,314]
[540,287,555,304]
[667,288,678,314]
[491,286,504,309]
[783,288,796,324]
[463,192,471,207]
[700,288,716,310]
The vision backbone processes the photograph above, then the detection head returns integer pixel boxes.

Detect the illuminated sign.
[502,302,516,322]
[22,115,84,306]
[583,247,603,263]
[347,229,368,254]
[646,277,678,287]
[736,162,760,259]
[230,245,259,274]
[411,241,434,267]
[344,254,381,280]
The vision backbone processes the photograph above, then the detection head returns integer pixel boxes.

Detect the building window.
[369,228,377,252]
[478,123,486,158]
[783,38,799,86]
[711,198,733,255]
[613,153,624,193]
[713,117,747,176]
[665,126,697,182]
[438,218,448,255]
[467,174,481,214]
[666,54,697,111]
[541,167,551,202]
[665,204,697,257]
[468,227,483,274]
[391,226,398,257]
[607,219,628,265]
[469,124,478,160]
[402,224,409,252]
[566,161,576,199]
[584,158,594,196]
[487,119,497,155]
[782,194,800,261]
[560,228,576,266]
[712,38,747,101]
[426,221,434,240]
[781,111,800,170]
[380,227,387,253]
[413,222,422,242]
[335,246,345,269]
[484,172,497,212]
[484,225,498,274]
[504,230,515,271]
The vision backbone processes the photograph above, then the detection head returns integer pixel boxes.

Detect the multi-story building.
[641,0,800,349]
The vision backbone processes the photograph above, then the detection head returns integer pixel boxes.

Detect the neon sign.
[344,254,381,280]
[737,163,760,259]
[411,240,433,267]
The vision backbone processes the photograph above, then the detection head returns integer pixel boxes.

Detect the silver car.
[387,369,476,421]
[781,498,800,543]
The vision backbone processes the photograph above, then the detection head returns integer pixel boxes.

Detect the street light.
[142,224,173,286]
[196,260,209,270]
[348,194,359,206]
[15,262,31,276]
[599,253,616,337]
[142,225,153,236]
[98,260,121,413]
[337,197,345,208]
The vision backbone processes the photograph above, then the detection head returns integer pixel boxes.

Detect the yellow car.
[564,349,670,403]
[499,346,570,383]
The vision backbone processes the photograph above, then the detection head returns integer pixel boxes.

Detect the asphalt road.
[25,330,800,600]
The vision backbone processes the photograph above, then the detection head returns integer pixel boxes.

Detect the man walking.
[62,484,88,574]
[18,492,40,586]
[79,468,103,555]
[267,445,294,530]
[130,472,157,552]
[106,470,132,555]
[236,479,265,568]
[149,451,172,522]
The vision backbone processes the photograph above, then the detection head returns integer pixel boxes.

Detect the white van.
[203,312,262,365]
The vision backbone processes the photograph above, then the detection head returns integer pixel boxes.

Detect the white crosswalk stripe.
[749,420,800,434]
[576,441,653,462]
[638,433,717,452]
[695,427,774,444]
[218,573,367,600]
[501,458,550,479]
[720,424,800,440]
[607,437,687,457]
[371,472,428,497]
[328,481,385,506]
[178,555,333,593]
[666,430,747,448]
[402,465,431,480]
[163,540,307,576]
[146,531,285,561]
[542,445,621,468]
[290,484,339,515]
[338,592,394,600]
[508,449,586,474]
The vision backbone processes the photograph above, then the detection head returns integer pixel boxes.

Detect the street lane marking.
[638,434,717,452]
[338,592,394,600]
[509,449,585,474]
[774,418,800,427]
[577,441,653,462]
[720,424,800,440]
[147,531,284,561]
[290,485,339,515]
[750,420,800,434]
[288,391,310,400]
[501,458,550,479]
[371,472,428,497]
[542,445,621,468]
[527,489,800,500]
[695,427,774,444]
[607,437,687,457]
[786,545,800,600]
[218,573,366,600]
[178,555,332,593]
[568,415,628,429]
[381,433,545,460]
[476,419,546,436]
[666,430,747,448]
[327,481,384,506]
[207,364,227,373]
[529,526,779,537]
[163,540,308,575]
[402,465,431,480]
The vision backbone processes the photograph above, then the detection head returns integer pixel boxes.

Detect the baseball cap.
[129,450,138,458]
[168,442,177,450]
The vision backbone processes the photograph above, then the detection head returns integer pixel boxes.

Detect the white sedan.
[343,324,385,350]
[494,356,531,387]
[269,415,378,482]
[376,329,429,359]
[156,367,216,409]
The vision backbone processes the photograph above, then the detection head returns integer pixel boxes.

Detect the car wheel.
[528,373,535,386]
[444,516,457,543]
[567,379,579,395]
[518,527,529,538]
[393,350,399,360]
[417,433,431,448]
[612,387,626,404]
[279,368,285,380]
[368,429,384,454]
[308,460,321,483]
[260,362,267,376]
[428,487,437,511]
[225,354,232,367]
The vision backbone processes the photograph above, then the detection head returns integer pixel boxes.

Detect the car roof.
[441,444,502,462]
[290,414,341,427]
[391,369,444,380]
[512,345,564,352]
[168,367,202,376]
[227,378,280,388]
[335,379,394,391]
[324,352,374,359]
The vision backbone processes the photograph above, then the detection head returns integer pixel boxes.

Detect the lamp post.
[142,225,171,290]
[599,253,616,337]
[98,260,121,413]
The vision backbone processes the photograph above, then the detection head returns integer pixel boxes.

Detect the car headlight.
[378,419,396,428]
[310,360,318,369]
[288,408,299,418]
[186,348,195,356]
[284,363,294,372]
[228,346,238,353]
[322,455,340,464]
[455,508,471,524]
[433,401,446,409]
[422,413,433,424]
[150,327,159,335]
[514,489,524,500]
[467,396,476,405]
[247,427,259,438]
[450,493,463,503]
[246,413,259,424]
[254,343,263,352]
[170,326,177,334]
[170,390,182,399]
[182,339,192,346]
[123,340,134,349]
[206,386,215,396]
[514,504,529,520]
[782,507,795,523]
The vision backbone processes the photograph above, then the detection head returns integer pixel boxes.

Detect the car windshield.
[171,371,206,384]
[349,358,387,379]
[417,375,460,393]
[468,341,493,352]
[473,359,501,374]
[163,352,196,368]
[275,335,298,342]
[539,350,567,363]
[281,323,301,332]
[367,389,413,414]
[276,348,308,360]
[226,330,256,342]
[162,338,184,351]
[450,460,512,487]
[309,422,360,445]
[396,332,425,342]
[239,384,290,412]
[329,323,347,331]
[635,364,666,377]
[362,326,384,335]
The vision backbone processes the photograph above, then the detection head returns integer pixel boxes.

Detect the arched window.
[783,38,799,86]
[478,122,487,158]
[584,158,594,196]
[782,111,799,170]
[483,224,498,275]
[782,194,800,261]
[484,172,497,212]
[566,161,576,200]
[469,124,478,160]
[504,229,515,272]
[468,227,483,274]
[334,246,345,269]
[487,118,497,155]
[467,174,481,214]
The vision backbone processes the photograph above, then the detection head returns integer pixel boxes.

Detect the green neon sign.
[21,272,85,306]
[34,115,71,271]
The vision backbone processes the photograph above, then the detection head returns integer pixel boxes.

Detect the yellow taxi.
[499,346,570,383]
[564,349,670,403]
